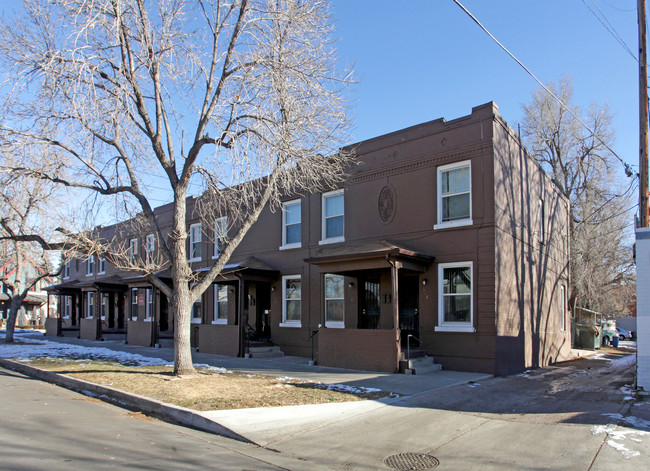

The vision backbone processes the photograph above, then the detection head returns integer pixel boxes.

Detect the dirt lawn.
[20,358,391,411]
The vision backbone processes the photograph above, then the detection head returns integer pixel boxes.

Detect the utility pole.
[640,0,649,227]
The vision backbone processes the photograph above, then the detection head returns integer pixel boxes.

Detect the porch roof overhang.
[205,257,279,282]
[0,293,46,304]
[305,240,435,274]
[44,282,82,296]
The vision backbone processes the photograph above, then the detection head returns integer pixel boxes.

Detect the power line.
[582,0,637,63]
[451,0,635,179]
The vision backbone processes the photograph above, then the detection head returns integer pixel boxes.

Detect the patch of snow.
[591,422,649,459]
[315,383,381,394]
[467,383,481,388]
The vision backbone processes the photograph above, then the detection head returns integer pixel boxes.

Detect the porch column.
[95,290,101,340]
[237,274,246,357]
[389,258,400,339]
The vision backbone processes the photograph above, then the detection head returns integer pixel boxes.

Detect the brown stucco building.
[46,103,571,376]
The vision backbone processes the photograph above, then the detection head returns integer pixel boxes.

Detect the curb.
[0,358,255,445]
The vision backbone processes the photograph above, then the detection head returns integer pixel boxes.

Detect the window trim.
[320,189,345,245]
[560,285,567,332]
[131,288,138,321]
[435,262,475,333]
[212,284,228,325]
[324,274,345,329]
[86,292,94,319]
[280,199,302,250]
[98,257,106,275]
[212,217,228,259]
[280,275,302,327]
[188,223,202,262]
[145,234,156,265]
[63,261,70,279]
[434,160,473,230]
[63,296,71,319]
[86,256,94,276]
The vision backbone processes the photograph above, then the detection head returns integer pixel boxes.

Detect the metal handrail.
[406,334,421,363]
[310,329,319,363]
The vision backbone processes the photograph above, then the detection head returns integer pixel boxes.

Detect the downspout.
[387,255,401,372]
[236,272,246,357]
[56,293,62,336]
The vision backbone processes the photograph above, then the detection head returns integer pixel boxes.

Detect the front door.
[358,276,380,329]
[399,274,419,346]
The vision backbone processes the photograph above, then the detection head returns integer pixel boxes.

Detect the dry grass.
[22,358,390,411]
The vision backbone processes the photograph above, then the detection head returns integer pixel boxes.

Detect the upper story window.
[435,262,474,332]
[213,284,228,324]
[213,217,228,258]
[189,223,202,262]
[145,234,156,265]
[281,200,301,249]
[98,257,106,274]
[129,238,138,264]
[63,261,70,279]
[86,256,94,276]
[324,274,344,328]
[321,189,344,244]
[281,275,301,327]
[435,160,472,229]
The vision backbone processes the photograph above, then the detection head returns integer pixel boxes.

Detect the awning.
[305,240,434,273]
[0,293,47,304]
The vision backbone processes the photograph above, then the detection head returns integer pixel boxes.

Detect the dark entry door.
[358,277,380,329]
[399,274,419,346]
[257,283,271,339]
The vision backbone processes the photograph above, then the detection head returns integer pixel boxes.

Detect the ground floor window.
[100,293,109,320]
[213,284,228,324]
[145,288,153,321]
[86,292,94,319]
[436,262,474,332]
[192,298,202,323]
[63,296,71,318]
[281,275,301,327]
[325,274,344,328]
[131,288,138,321]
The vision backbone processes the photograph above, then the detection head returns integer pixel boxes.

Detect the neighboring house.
[46,103,571,375]
[0,256,57,327]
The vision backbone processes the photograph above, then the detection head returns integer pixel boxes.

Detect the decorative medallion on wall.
[378,184,396,224]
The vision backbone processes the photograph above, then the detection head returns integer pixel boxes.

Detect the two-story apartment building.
[47,102,571,375]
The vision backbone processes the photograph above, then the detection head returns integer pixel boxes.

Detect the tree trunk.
[4,296,24,343]
[171,283,196,375]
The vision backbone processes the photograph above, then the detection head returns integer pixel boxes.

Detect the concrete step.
[399,355,443,375]
[155,338,174,349]
[248,345,284,358]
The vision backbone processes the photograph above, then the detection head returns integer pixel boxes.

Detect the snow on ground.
[0,331,171,366]
[590,424,649,459]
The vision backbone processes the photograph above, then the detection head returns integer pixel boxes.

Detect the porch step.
[399,355,443,375]
[248,345,284,358]
[156,338,174,349]
[101,333,126,341]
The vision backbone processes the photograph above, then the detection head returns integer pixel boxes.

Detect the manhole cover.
[384,452,439,471]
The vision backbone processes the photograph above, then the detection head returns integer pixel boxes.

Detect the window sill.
[130,318,138,322]
[319,236,345,246]
[188,258,202,263]
[279,322,302,328]
[144,318,152,322]
[280,243,301,251]
[325,321,344,329]
[434,324,476,333]
[212,320,227,325]
[434,219,473,231]
[191,318,202,324]
[86,274,93,277]
[98,272,106,276]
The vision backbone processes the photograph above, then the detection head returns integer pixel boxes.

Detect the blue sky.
[332,0,640,178]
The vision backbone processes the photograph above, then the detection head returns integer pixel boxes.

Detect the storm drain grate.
[383,452,439,471]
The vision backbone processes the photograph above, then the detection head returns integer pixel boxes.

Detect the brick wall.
[319,328,399,372]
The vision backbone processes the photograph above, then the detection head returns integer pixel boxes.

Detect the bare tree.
[0,0,352,374]
[0,161,63,343]
[521,78,635,315]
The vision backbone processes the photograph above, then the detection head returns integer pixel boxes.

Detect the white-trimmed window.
[189,223,202,261]
[191,298,202,323]
[320,190,344,244]
[539,199,545,245]
[63,261,70,279]
[435,160,472,229]
[98,257,106,274]
[86,292,94,318]
[213,217,228,258]
[129,238,138,264]
[100,293,109,320]
[63,296,71,318]
[213,284,228,324]
[325,274,344,328]
[560,285,566,332]
[86,256,94,276]
[435,262,474,332]
[145,288,153,321]
[281,275,301,327]
[146,234,156,265]
[131,288,138,321]
[281,200,301,249]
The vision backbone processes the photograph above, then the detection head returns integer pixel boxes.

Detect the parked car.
[602,323,617,346]
[616,327,632,340]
